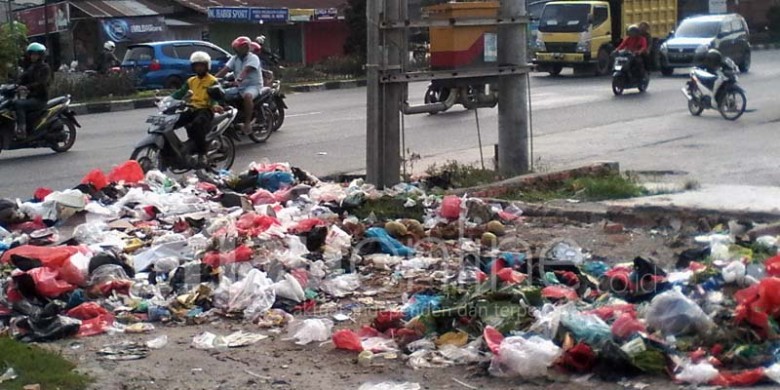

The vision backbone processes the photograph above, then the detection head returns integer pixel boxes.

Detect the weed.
[0,337,90,390]
[353,197,425,221]
[504,173,646,202]
[424,160,499,190]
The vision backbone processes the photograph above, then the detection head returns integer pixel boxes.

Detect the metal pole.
[497,0,530,176]
[366,0,381,184]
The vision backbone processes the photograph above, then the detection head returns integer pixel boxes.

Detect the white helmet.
[104,41,116,51]
[256,35,266,45]
[189,51,211,66]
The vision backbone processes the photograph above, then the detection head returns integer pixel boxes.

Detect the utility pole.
[497,0,530,176]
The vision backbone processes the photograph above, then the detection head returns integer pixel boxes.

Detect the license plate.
[146,115,167,124]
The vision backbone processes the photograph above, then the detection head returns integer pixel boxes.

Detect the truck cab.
[533,0,677,76]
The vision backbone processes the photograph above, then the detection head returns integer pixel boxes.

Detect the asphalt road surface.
[1,50,779,199]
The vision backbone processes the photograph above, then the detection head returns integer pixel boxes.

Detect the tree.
[0,22,28,82]
[344,0,366,61]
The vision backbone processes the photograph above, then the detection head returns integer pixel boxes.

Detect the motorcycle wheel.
[612,76,625,96]
[272,105,285,132]
[208,135,235,171]
[423,86,451,115]
[718,88,747,121]
[49,121,77,153]
[638,77,650,93]
[688,98,704,116]
[248,105,273,143]
[131,145,163,173]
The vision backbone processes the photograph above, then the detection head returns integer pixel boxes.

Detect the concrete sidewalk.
[606,184,780,216]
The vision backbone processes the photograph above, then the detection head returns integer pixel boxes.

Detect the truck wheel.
[661,67,674,76]
[595,49,611,76]
[548,65,563,76]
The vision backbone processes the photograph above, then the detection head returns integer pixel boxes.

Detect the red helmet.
[231,36,252,51]
[250,42,261,55]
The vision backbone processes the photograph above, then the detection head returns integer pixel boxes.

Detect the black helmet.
[705,49,722,69]
[207,85,225,101]
[627,25,640,36]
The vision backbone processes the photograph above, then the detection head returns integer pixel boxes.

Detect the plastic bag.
[364,227,415,257]
[257,171,295,192]
[561,310,612,346]
[332,329,364,352]
[321,273,361,298]
[562,342,596,373]
[676,361,719,385]
[722,261,747,284]
[358,382,421,390]
[766,362,780,384]
[214,269,276,318]
[284,318,333,345]
[489,335,562,378]
[59,252,90,286]
[530,303,571,339]
[273,274,305,302]
[645,289,714,336]
[76,313,114,337]
[66,302,110,320]
[146,335,168,349]
[542,285,578,301]
[81,169,109,191]
[611,312,646,339]
[439,196,461,220]
[765,255,780,277]
[88,264,129,286]
[202,246,253,268]
[1,245,79,268]
[107,160,145,184]
[710,368,764,387]
[483,326,504,355]
[401,293,442,320]
[28,267,75,297]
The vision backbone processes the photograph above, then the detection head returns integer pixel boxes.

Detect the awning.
[165,18,195,27]
[69,0,172,18]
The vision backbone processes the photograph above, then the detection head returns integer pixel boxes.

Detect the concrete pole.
[381,0,402,187]
[497,0,530,176]
[366,0,382,184]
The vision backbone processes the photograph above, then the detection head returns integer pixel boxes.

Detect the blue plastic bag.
[364,227,415,257]
[402,293,442,320]
[257,172,295,192]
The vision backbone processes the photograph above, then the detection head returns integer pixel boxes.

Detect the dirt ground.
[49,218,687,390]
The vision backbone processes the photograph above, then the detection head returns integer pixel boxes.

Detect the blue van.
[121,40,231,90]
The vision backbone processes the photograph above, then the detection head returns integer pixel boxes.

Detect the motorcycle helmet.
[26,42,46,54]
[231,36,252,54]
[189,51,211,76]
[256,35,266,45]
[104,41,116,52]
[627,25,640,37]
[250,42,262,56]
[705,49,723,69]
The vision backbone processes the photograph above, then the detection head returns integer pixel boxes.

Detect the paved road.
[1,51,779,199]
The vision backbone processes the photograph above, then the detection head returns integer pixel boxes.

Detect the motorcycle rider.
[15,42,51,139]
[216,36,262,135]
[169,51,223,168]
[614,25,648,80]
[96,41,119,74]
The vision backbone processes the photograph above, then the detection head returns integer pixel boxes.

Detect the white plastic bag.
[766,362,780,384]
[722,261,746,284]
[283,318,333,345]
[645,289,714,336]
[273,274,305,302]
[488,336,562,378]
[146,335,169,349]
[358,382,420,390]
[213,269,276,319]
[320,273,361,297]
[676,361,719,385]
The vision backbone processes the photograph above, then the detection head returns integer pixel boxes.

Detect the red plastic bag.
[709,367,765,387]
[34,187,53,201]
[107,160,144,184]
[766,255,780,277]
[542,285,578,301]
[373,311,404,332]
[332,329,364,352]
[289,218,327,234]
[611,312,646,339]
[496,268,527,284]
[586,304,636,321]
[358,326,381,338]
[440,196,461,220]
[1,245,79,267]
[77,313,115,337]
[66,302,110,320]
[483,326,504,355]
[202,246,254,268]
[81,169,109,191]
[562,342,596,373]
[9,216,47,234]
[250,189,277,205]
[28,267,75,297]
[236,213,279,236]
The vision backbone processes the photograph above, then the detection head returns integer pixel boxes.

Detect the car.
[121,40,231,90]
[659,14,751,76]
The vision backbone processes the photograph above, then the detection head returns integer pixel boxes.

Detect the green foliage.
[424,160,499,189]
[0,22,28,82]
[50,71,137,102]
[0,337,91,389]
[506,173,646,202]
[313,55,365,78]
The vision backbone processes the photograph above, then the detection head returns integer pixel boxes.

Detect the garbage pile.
[4,160,780,386]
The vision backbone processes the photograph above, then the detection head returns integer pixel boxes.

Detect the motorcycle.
[219,75,274,143]
[682,58,746,121]
[611,50,649,96]
[263,69,287,132]
[130,94,237,174]
[0,84,80,155]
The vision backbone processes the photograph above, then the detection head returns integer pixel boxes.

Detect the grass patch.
[353,197,425,221]
[0,337,90,389]
[505,173,646,202]
[424,160,499,190]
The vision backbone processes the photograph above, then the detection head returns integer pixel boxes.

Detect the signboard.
[101,16,166,43]
[315,8,338,20]
[290,9,315,22]
[709,0,727,14]
[484,33,497,62]
[208,7,289,23]
[14,2,69,37]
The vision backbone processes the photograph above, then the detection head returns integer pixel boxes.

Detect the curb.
[290,79,366,93]
[71,97,156,116]
[752,43,780,51]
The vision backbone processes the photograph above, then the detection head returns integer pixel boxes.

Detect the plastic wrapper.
[561,310,612,346]
[645,289,714,336]
[321,273,361,298]
[438,342,486,364]
[488,335,562,378]
[766,362,780,384]
[676,361,719,385]
[283,318,333,345]
[88,264,129,286]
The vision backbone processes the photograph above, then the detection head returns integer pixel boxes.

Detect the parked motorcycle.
[218,75,274,143]
[130,94,237,174]
[0,84,80,155]
[682,59,746,121]
[611,51,649,96]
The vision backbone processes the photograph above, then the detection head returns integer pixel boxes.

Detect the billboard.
[15,2,69,37]
[100,16,166,43]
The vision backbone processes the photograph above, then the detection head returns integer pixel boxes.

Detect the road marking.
[287,111,322,118]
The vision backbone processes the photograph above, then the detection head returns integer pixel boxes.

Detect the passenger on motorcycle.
[170,51,223,168]
[638,21,652,71]
[15,42,51,139]
[216,36,263,135]
[614,25,648,79]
